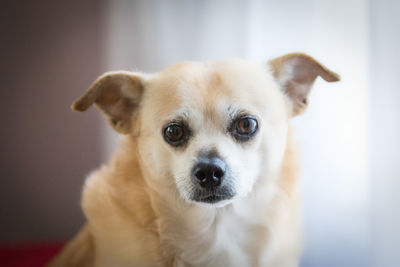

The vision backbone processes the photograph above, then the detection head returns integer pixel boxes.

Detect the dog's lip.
[196,193,233,204]
[191,185,236,204]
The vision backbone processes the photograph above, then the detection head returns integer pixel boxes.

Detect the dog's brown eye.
[163,123,189,146]
[231,116,258,141]
[166,125,183,141]
[237,117,257,134]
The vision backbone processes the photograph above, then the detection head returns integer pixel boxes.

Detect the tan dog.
[49,53,339,267]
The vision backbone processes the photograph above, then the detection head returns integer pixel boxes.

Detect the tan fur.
[48,224,94,267]
[49,54,339,267]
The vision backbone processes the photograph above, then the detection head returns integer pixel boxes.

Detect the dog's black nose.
[192,157,226,189]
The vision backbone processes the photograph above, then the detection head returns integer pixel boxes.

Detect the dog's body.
[50,54,339,267]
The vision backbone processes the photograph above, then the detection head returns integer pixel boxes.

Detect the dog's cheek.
[263,124,288,176]
[140,140,193,202]
[232,150,262,197]
[137,130,174,183]
[170,153,196,201]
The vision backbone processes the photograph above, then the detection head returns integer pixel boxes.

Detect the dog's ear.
[269,53,340,116]
[72,71,144,134]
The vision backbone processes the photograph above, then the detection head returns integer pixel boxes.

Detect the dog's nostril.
[214,169,224,180]
[195,170,206,181]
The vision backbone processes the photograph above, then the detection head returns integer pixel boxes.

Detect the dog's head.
[73,53,339,206]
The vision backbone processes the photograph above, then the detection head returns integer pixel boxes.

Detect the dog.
[49,53,339,267]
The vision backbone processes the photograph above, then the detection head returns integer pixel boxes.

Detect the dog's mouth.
[197,194,230,204]
[191,187,236,204]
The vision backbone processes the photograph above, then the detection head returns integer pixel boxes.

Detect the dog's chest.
[167,205,270,267]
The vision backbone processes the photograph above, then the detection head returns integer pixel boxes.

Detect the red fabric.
[0,243,64,267]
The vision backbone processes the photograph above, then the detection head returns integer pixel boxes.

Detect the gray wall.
[0,0,105,241]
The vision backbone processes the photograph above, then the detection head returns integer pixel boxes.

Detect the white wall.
[369,1,400,267]
[102,1,400,266]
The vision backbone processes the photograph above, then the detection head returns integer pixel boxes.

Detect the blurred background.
[1,0,399,266]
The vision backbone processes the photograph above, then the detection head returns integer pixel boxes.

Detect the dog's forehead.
[146,59,274,118]
[155,61,231,104]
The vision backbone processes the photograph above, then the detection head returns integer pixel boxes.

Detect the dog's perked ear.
[71,71,144,134]
[269,53,340,116]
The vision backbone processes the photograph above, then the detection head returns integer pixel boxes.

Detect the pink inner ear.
[290,59,319,84]
[285,80,311,114]
[283,58,318,108]
[269,53,340,116]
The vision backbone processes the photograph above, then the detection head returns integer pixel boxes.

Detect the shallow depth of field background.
[1,1,399,267]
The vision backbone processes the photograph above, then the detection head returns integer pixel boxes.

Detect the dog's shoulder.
[81,137,164,266]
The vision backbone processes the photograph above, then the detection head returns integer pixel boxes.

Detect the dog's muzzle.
[191,156,235,204]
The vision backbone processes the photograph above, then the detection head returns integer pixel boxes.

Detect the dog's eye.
[236,117,258,135]
[163,123,189,146]
[231,116,258,141]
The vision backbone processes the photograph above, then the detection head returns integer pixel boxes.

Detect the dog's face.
[73,54,339,206]
[137,59,289,206]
